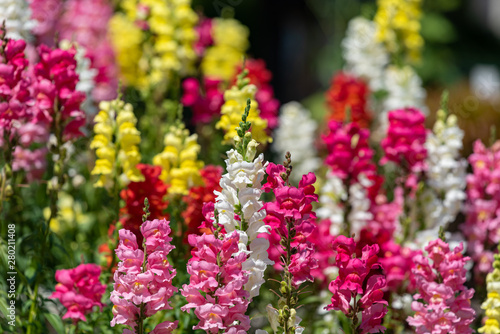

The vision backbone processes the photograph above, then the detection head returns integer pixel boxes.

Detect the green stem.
[27,279,39,334]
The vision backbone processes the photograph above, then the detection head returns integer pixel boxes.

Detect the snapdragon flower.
[153,123,204,196]
[111,213,178,333]
[479,250,500,334]
[90,98,144,190]
[407,238,475,334]
[0,0,35,40]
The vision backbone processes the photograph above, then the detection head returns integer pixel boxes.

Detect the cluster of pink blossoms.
[261,163,318,286]
[32,45,86,140]
[181,58,279,128]
[50,263,106,322]
[326,235,388,334]
[407,239,475,334]
[111,219,178,333]
[381,108,427,191]
[181,232,250,333]
[0,38,48,180]
[463,140,500,276]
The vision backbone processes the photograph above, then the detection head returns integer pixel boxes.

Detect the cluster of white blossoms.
[422,109,467,230]
[214,140,273,299]
[272,102,321,184]
[317,173,372,237]
[342,17,389,91]
[0,0,35,40]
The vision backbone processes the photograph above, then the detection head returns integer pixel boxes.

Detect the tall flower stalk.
[260,154,319,334]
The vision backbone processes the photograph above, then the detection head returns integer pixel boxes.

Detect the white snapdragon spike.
[423,112,466,229]
[214,142,273,298]
[373,65,427,139]
[272,102,321,183]
[0,0,35,40]
[342,17,389,91]
[347,182,373,237]
[317,173,347,236]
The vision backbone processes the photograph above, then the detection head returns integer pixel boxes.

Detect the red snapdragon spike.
[325,72,372,128]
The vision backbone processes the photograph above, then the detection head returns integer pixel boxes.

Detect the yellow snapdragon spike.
[479,252,500,334]
[374,0,423,63]
[109,14,145,87]
[109,0,198,91]
[201,18,249,81]
[91,99,144,190]
[153,124,204,195]
[217,84,271,145]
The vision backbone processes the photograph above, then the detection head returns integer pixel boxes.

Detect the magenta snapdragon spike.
[50,263,106,322]
[325,235,388,334]
[322,121,376,182]
[463,140,500,277]
[380,108,427,191]
[180,231,250,333]
[32,44,86,140]
[407,238,475,334]
[261,162,319,281]
[260,155,318,333]
[111,205,178,334]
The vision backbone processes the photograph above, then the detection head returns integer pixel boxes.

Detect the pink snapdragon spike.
[463,139,500,278]
[58,0,118,101]
[32,44,86,140]
[325,236,388,334]
[181,232,251,333]
[111,219,178,333]
[381,108,427,193]
[50,263,106,322]
[407,238,475,334]
[194,17,213,56]
[181,77,224,124]
[322,121,376,182]
[261,162,318,282]
[0,37,50,181]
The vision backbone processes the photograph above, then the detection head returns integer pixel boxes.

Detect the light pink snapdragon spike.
[50,263,106,322]
[111,219,178,333]
[181,231,251,333]
[463,140,500,278]
[407,238,475,334]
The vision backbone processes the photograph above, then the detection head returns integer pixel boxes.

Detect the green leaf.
[44,312,65,334]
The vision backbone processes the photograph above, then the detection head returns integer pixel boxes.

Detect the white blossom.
[272,102,320,184]
[347,181,373,237]
[0,0,35,40]
[423,112,466,229]
[214,143,273,299]
[342,17,389,91]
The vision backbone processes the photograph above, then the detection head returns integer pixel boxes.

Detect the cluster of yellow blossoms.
[201,18,249,81]
[374,0,424,62]
[109,0,198,90]
[216,79,271,145]
[153,123,204,195]
[44,193,92,234]
[479,251,500,334]
[90,99,144,190]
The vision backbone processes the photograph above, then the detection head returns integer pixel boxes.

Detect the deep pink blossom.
[322,120,376,183]
[381,108,427,192]
[50,263,106,322]
[325,236,388,334]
